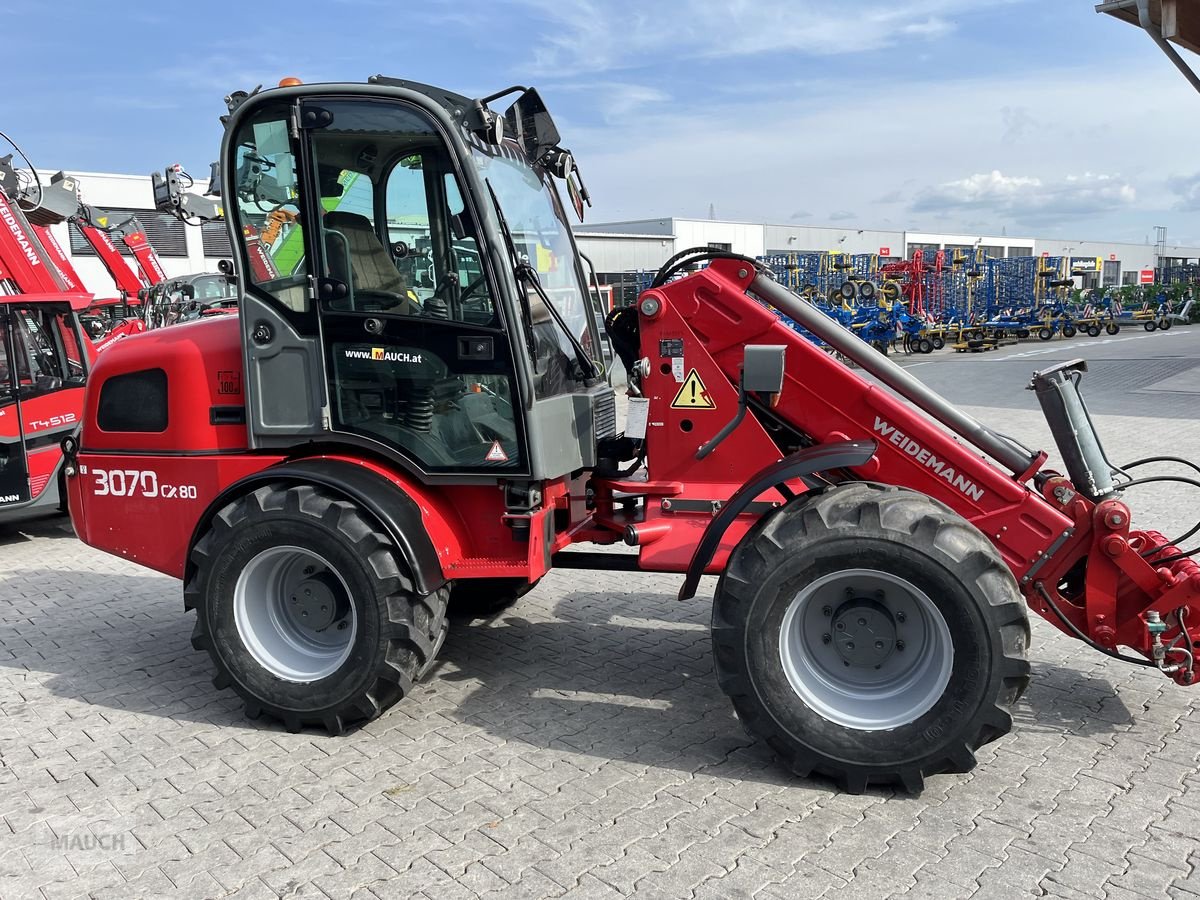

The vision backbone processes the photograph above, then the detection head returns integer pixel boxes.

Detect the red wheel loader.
[65,77,1200,792]
[0,161,93,527]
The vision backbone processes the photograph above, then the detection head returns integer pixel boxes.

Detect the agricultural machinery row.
[758,249,1196,355]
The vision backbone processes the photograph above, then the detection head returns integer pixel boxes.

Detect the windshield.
[471,145,592,377]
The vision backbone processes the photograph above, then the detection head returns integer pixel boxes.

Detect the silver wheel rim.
[778,568,954,730]
[234,546,358,682]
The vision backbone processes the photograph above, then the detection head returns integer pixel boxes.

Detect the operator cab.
[224,80,611,479]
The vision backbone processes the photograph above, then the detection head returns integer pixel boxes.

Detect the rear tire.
[917,338,933,354]
[1086,324,1101,337]
[1145,320,1157,332]
[1062,324,1077,338]
[1105,322,1119,335]
[931,335,945,351]
[185,483,449,734]
[712,483,1030,793]
[1161,318,1173,331]
[1038,327,1053,341]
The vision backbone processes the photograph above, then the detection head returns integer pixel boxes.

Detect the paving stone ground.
[2,336,1200,899]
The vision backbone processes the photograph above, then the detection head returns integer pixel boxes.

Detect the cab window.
[11,307,66,396]
[228,105,307,316]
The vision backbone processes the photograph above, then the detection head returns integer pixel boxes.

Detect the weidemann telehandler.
[65,75,1200,792]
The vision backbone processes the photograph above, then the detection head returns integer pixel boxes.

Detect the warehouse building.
[576,217,1200,307]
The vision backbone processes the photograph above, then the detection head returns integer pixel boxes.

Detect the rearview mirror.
[503,88,561,163]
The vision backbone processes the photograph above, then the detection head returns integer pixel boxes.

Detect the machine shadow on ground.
[0,570,1134,792]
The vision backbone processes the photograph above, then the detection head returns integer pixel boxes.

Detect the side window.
[13,308,65,395]
[382,158,495,324]
[54,313,85,383]
[0,325,10,399]
[229,108,306,313]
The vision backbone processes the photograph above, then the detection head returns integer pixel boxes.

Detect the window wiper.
[486,179,539,373]
[514,262,599,381]
[485,178,598,381]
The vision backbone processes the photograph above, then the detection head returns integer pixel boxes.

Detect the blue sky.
[6,0,1200,243]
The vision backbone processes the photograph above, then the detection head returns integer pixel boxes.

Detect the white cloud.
[515,0,1002,74]
[912,171,1137,221]
[570,61,1197,240]
[1168,172,1200,211]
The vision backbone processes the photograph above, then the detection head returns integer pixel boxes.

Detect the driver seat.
[323,211,420,314]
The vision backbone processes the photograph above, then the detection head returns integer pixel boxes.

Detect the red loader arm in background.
[72,207,149,298]
[30,224,86,291]
[120,222,166,287]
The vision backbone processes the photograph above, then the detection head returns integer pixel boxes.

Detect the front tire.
[185,483,449,734]
[712,483,1030,793]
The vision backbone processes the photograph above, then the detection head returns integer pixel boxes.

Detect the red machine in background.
[0,161,92,525]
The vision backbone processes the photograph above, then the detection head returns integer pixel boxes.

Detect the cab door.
[303,98,527,475]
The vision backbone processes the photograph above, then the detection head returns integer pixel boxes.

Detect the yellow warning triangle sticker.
[671,369,716,409]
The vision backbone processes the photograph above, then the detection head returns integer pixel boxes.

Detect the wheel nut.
[896,640,905,651]
[896,611,906,623]
[874,640,884,650]
[822,633,831,644]
[303,566,315,575]
[846,642,855,650]
[822,605,833,617]
[858,617,867,626]
[337,622,347,631]
[836,622,846,631]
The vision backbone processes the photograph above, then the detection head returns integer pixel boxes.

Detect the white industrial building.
[45,171,1200,303]
[30,170,229,297]
[576,217,1200,304]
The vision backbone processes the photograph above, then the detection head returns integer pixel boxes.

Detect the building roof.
[1098,0,1200,56]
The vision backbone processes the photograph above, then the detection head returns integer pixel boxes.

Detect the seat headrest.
[324,211,374,232]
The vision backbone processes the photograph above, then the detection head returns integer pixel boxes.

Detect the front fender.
[677,440,877,600]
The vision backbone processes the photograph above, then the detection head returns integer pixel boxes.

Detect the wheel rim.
[234,546,358,682]
[778,568,954,730]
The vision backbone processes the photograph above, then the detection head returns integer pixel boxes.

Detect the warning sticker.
[485,440,509,462]
[670,369,715,409]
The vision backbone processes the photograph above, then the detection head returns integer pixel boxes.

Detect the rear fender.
[187,457,450,596]
[678,440,877,600]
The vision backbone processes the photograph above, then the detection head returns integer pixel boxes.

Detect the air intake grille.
[593,389,617,441]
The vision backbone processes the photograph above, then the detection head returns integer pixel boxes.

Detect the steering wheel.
[458,273,489,310]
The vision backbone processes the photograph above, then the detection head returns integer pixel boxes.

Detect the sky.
[4,0,1200,245]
